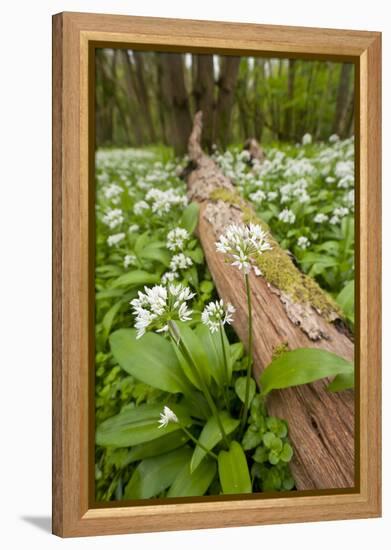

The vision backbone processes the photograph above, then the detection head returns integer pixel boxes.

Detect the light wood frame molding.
[52,11,381,537]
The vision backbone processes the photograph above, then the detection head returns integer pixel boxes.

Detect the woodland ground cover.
[94,136,354,501]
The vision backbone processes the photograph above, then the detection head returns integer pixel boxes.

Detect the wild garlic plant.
[216,223,272,433]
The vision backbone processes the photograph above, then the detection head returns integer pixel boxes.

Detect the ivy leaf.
[260,348,354,396]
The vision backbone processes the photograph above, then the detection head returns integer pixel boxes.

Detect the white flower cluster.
[302,133,312,145]
[169,253,193,272]
[145,188,188,216]
[280,179,310,204]
[278,208,296,224]
[297,236,310,249]
[314,213,328,224]
[102,208,124,229]
[249,190,266,203]
[133,200,149,215]
[124,254,137,268]
[130,283,195,338]
[158,406,178,428]
[201,299,236,333]
[166,227,190,252]
[330,206,349,225]
[216,223,272,275]
[107,232,125,247]
[103,183,123,203]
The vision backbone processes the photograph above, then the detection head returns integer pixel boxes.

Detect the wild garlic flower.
[314,213,328,224]
[249,190,266,203]
[145,188,188,216]
[302,133,312,145]
[278,209,296,224]
[103,183,123,202]
[158,406,178,428]
[333,206,349,218]
[201,300,236,333]
[133,200,149,215]
[161,271,179,284]
[167,228,190,252]
[130,283,195,338]
[329,134,340,143]
[102,208,124,229]
[297,236,310,249]
[170,253,193,272]
[216,223,272,275]
[124,254,137,268]
[107,232,125,247]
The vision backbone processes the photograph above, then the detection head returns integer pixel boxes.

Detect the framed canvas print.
[52,12,381,537]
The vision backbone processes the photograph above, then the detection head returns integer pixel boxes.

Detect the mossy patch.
[209,188,342,321]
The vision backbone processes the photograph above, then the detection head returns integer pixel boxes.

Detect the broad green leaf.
[327,371,355,392]
[125,431,189,464]
[336,280,354,323]
[180,202,199,234]
[140,245,171,267]
[110,329,191,393]
[124,447,192,499]
[96,288,126,301]
[235,377,256,405]
[230,342,244,364]
[187,247,204,265]
[260,348,354,396]
[102,300,123,340]
[110,270,159,289]
[218,441,252,494]
[96,403,192,448]
[134,232,151,255]
[191,411,239,473]
[194,323,228,387]
[174,321,211,387]
[167,457,216,497]
[300,252,339,268]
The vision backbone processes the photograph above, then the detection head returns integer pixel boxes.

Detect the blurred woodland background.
[95,49,354,154]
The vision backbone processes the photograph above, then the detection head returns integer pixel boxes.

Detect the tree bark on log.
[186,112,355,490]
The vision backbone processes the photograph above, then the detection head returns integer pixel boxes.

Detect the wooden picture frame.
[52,11,381,537]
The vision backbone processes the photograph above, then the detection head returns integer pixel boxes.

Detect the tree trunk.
[121,50,147,146]
[160,53,193,155]
[133,51,157,143]
[186,112,355,491]
[333,63,353,136]
[214,56,241,148]
[192,54,215,152]
[283,59,296,140]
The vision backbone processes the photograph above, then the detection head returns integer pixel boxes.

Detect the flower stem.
[219,322,231,412]
[240,273,253,435]
[168,322,230,449]
[179,424,218,460]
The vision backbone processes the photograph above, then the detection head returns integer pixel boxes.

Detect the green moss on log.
[209,188,342,321]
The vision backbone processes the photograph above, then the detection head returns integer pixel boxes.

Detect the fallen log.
[186,112,355,490]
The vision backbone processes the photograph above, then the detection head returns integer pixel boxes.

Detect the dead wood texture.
[186,111,355,490]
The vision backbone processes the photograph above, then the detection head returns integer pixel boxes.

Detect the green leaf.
[194,323,230,387]
[235,377,256,405]
[167,457,217,497]
[180,202,199,234]
[139,245,171,267]
[134,232,151,255]
[110,329,191,393]
[280,442,293,463]
[174,321,211,387]
[191,412,239,473]
[102,300,123,340]
[260,348,354,396]
[110,270,160,289]
[230,342,244,364]
[187,247,204,265]
[96,403,192,448]
[218,441,252,494]
[327,371,355,392]
[125,431,189,464]
[124,447,192,499]
[336,280,354,323]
